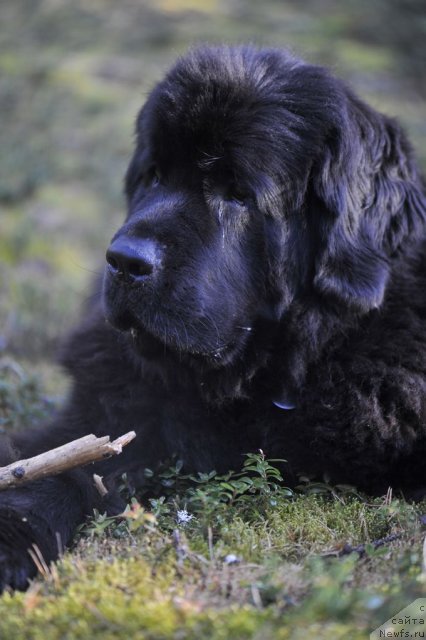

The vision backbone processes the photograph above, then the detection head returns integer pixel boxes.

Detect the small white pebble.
[224,554,240,565]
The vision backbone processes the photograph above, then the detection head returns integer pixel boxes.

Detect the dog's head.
[103,45,425,381]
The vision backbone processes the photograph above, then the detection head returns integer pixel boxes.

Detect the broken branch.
[0,431,136,490]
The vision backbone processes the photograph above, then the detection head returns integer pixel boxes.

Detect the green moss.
[214,495,397,562]
[0,526,424,639]
[0,556,268,639]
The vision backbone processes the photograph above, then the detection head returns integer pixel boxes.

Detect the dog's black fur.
[1,45,426,591]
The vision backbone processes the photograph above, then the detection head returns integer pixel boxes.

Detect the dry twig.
[0,431,136,490]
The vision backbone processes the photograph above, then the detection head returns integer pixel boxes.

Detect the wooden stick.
[0,431,136,490]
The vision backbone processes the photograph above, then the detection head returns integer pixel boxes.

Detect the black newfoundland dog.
[1,45,426,590]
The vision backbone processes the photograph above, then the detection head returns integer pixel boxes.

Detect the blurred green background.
[0,0,425,394]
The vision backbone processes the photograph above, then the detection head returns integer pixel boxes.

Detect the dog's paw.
[0,545,37,592]
[0,509,40,592]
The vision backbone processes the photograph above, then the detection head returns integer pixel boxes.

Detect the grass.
[0,445,424,638]
[1,0,426,637]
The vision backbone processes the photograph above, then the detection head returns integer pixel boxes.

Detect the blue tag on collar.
[273,399,296,410]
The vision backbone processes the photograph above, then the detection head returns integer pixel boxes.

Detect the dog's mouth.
[125,322,241,367]
[103,308,168,359]
[103,276,253,367]
[106,306,250,367]
[127,325,168,359]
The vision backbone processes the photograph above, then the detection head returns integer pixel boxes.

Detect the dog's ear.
[311,97,425,312]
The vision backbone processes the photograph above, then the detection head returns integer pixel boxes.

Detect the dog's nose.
[106,237,162,282]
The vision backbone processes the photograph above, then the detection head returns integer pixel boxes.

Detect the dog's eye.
[144,166,161,189]
[224,186,246,207]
